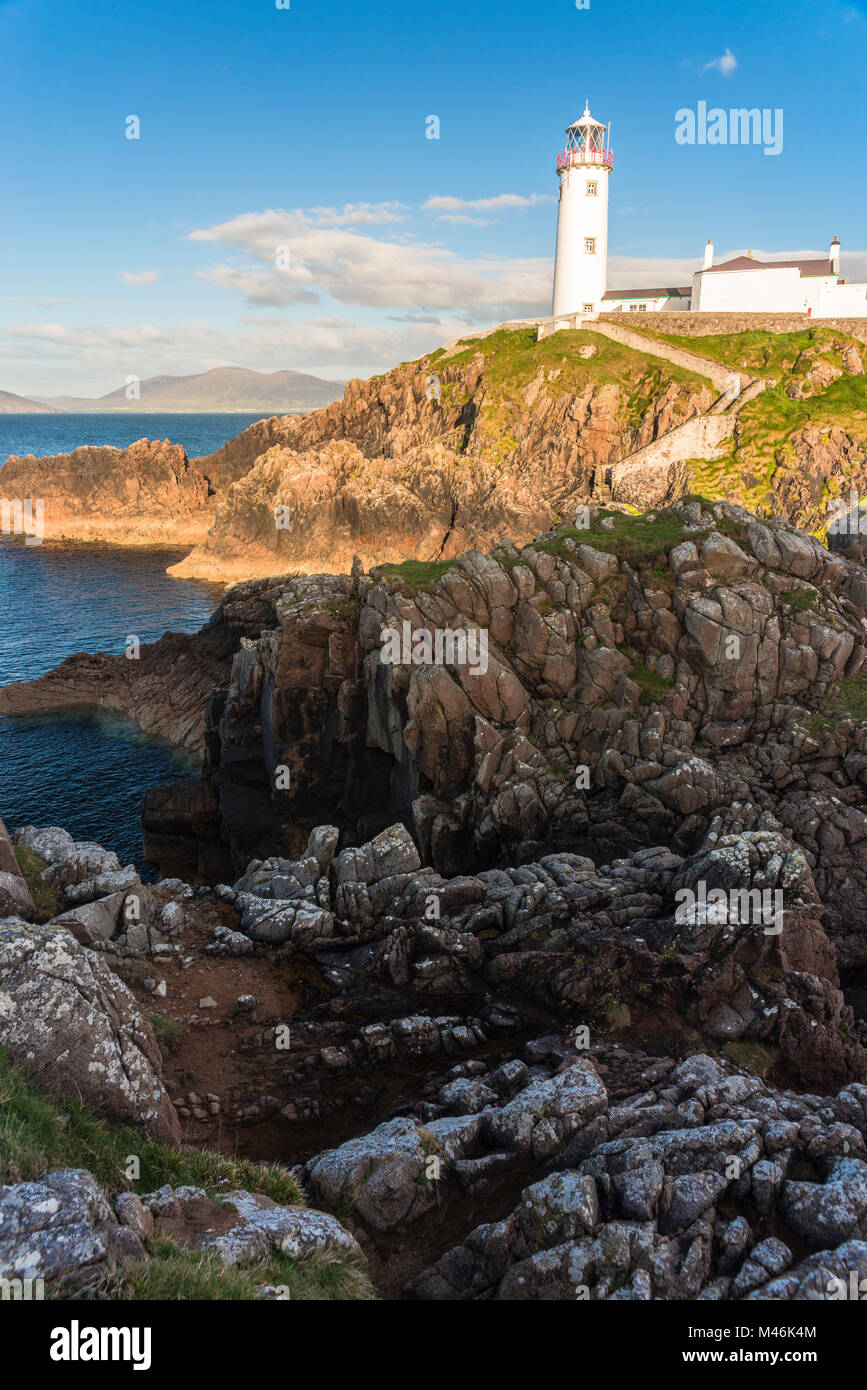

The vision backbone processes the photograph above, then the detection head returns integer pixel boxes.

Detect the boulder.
[306,1117,443,1231]
[0,1169,143,1284]
[0,924,180,1143]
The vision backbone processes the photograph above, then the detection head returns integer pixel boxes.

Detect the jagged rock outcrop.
[3,806,867,1297]
[152,501,867,901]
[0,438,219,546]
[10,497,867,1017]
[170,338,713,581]
[127,1182,361,1267]
[401,1050,867,1301]
[0,924,180,1143]
[0,1171,145,1285]
[0,1169,361,1290]
[207,816,864,1092]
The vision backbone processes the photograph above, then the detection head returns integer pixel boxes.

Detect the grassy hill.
[625,325,867,534]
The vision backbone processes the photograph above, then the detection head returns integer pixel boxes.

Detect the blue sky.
[1,0,865,395]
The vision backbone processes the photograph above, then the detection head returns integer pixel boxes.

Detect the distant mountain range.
[0,366,346,414]
[0,389,55,414]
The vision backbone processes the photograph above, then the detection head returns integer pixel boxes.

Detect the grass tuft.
[70,1239,376,1302]
[0,1048,302,1204]
[370,557,460,594]
[13,846,63,923]
[722,1040,777,1079]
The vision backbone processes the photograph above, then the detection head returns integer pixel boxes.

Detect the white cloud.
[0,314,481,394]
[12,228,865,397]
[606,254,702,288]
[118,269,161,284]
[303,202,410,226]
[422,193,553,225]
[7,322,171,348]
[190,208,552,315]
[700,48,738,77]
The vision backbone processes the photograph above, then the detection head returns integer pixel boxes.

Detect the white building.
[552,105,612,317]
[690,239,867,317]
[550,103,867,319]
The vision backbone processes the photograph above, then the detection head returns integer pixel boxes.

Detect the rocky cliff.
[6,495,867,1299]
[0,438,217,547]
[169,328,715,581]
[6,323,865,580]
[7,497,867,1078]
[0,331,708,563]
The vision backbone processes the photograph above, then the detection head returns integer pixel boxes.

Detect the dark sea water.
[0,411,264,463]
[0,414,254,877]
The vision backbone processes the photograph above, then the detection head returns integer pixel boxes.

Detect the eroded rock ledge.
[2,813,867,1300]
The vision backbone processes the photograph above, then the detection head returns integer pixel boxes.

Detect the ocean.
[0,413,260,877]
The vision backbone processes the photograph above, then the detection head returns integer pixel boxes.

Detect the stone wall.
[591,320,745,393]
[600,312,867,344]
[610,413,736,509]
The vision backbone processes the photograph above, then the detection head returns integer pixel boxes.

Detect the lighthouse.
[552,104,612,317]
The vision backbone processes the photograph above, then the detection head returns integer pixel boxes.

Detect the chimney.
[830,236,841,276]
[703,237,713,270]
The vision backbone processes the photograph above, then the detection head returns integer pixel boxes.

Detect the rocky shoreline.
[3,495,867,1299]
[2,811,867,1300]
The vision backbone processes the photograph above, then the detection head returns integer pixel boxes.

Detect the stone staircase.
[439,314,768,510]
[585,321,769,508]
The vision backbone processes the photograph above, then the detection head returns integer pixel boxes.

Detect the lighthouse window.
[584,237,596,254]
[582,304,594,314]
[586,181,598,197]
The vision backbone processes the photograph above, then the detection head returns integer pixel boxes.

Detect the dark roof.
[602,286,691,299]
[703,255,833,278]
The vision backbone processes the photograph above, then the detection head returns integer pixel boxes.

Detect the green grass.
[622,326,857,381]
[13,845,63,923]
[417,1127,445,1161]
[535,511,691,568]
[603,998,632,1033]
[370,557,461,594]
[423,326,714,466]
[674,331,867,529]
[324,595,360,619]
[722,1040,777,1079]
[825,669,867,723]
[0,1049,376,1300]
[0,1048,302,1202]
[73,1239,375,1302]
[838,670,867,722]
[778,588,820,613]
[442,325,712,392]
[803,667,867,737]
[630,661,675,706]
[147,1013,184,1054]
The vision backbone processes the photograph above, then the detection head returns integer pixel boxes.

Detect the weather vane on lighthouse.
[552,103,613,317]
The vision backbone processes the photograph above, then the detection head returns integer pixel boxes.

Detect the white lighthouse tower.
[552,104,612,317]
